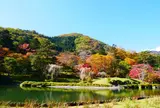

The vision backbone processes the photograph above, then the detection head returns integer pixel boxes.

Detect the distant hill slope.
[51,33,111,54]
[149,51,160,55]
[0,27,111,54]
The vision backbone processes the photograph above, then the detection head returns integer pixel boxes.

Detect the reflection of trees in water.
[3,86,160,102]
[79,90,112,102]
[42,90,160,103]
[43,91,82,102]
[44,91,70,102]
[140,91,146,97]
[79,91,94,101]
[44,91,53,102]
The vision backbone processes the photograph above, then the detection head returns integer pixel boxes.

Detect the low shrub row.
[123,84,160,89]
[109,79,141,86]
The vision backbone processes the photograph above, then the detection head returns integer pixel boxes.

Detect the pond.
[0,86,160,103]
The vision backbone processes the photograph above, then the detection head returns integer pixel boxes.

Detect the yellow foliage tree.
[115,48,127,60]
[125,57,136,65]
[86,54,114,73]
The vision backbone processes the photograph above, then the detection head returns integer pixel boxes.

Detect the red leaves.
[18,43,30,51]
[129,64,160,82]
[129,68,140,79]
[129,64,153,79]
[82,63,90,68]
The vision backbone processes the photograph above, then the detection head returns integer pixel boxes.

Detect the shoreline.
[47,85,121,90]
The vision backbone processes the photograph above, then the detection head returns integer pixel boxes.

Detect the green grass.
[20,81,109,88]
[70,96,160,108]
[92,78,111,85]
[92,77,142,85]
[112,96,160,108]
[1,96,160,108]
[20,77,151,89]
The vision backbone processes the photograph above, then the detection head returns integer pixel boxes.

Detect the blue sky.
[0,0,160,52]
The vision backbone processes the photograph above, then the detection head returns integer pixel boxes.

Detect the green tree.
[0,29,13,49]
[117,61,131,77]
[29,38,40,49]
[155,55,160,70]
[137,51,157,67]
[30,39,56,79]
[3,57,18,76]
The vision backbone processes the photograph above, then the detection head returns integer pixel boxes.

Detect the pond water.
[0,86,160,103]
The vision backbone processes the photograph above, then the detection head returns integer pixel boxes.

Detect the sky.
[0,0,160,52]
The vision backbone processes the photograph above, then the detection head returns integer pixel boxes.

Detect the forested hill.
[1,26,160,83]
[51,33,110,54]
[0,27,110,55]
[0,27,47,51]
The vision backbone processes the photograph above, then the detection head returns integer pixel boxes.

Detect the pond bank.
[48,85,121,90]
[20,81,110,88]
[20,81,160,90]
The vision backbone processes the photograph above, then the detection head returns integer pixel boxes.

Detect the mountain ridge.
[0,27,111,54]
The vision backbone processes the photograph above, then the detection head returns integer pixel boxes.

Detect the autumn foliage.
[129,64,153,78]
[86,54,114,73]
[56,52,80,68]
[129,64,160,82]
[125,57,136,65]
[0,47,10,57]
[1,27,160,84]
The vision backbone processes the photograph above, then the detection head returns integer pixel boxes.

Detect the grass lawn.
[1,96,159,108]
[20,77,148,88]
[92,77,143,85]
[69,96,160,108]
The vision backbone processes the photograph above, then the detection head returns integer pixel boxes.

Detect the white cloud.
[142,46,160,52]
[155,47,160,51]
[149,46,160,51]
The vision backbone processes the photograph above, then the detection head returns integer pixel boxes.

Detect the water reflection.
[0,86,160,102]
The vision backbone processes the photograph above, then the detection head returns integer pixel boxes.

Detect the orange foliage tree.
[125,57,136,65]
[0,47,10,57]
[86,54,114,74]
[56,52,81,68]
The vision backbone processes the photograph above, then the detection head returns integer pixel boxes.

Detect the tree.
[76,64,92,81]
[125,57,136,65]
[38,38,55,57]
[86,54,114,74]
[29,38,40,49]
[18,43,30,54]
[78,50,91,62]
[30,39,56,79]
[45,64,62,81]
[8,53,32,74]
[137,51,157,67]
[153,55,160,70]
[56,52,80,68]
[0,29,13,49]
[129,64,153,82]
[51,36,77,52]
[3,57,18,76]
[115,48,127,60]
[117,61,131,77]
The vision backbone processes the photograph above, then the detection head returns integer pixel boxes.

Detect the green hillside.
[0,26,160,84]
